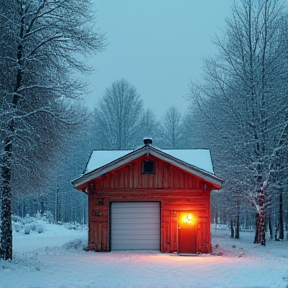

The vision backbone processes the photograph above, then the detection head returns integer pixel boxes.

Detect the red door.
[178,213,197,253]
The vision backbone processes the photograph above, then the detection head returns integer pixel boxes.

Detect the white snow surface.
[1,222,288,288]
[85,150,132,173]
[85,149,214,174]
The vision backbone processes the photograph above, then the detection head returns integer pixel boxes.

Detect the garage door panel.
[113,239,160,244]
[112,243,158,250]
[111,241,160,250]
[113,212,159,218]
[113,207,158,213]
[112,202,157,208]
[111,202,160,250]
[112,227,160,234]
[112,218,160,225]
[113,234,160,240]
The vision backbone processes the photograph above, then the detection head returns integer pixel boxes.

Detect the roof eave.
[72,146,148,188]
[148,147,224,188]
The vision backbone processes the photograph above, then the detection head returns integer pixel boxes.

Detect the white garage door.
[111,202,160,250]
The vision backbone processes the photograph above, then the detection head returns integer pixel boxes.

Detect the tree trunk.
[275,223,278,241]
[215,208,218,227]
[23,199,26,218]
[259,192,266,246]
[286,212,288,241]
[0,149,13,260]
[260,214,266,246]
[0,35,23,260]
[254,213,260,244]
[235,213,240,239]
[254,187,266,245]
[268,216,273,240]
[279,191,284,240]
[230,218,234,238]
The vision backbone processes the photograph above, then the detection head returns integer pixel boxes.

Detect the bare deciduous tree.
[159,106,182,148]
[0,0,104,260]
[93,79,144,149]
[189,0,288,244]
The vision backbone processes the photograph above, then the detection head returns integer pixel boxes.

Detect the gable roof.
[72,145,224,189]
[85,148,214,174]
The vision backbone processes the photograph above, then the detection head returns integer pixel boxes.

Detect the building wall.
[87,155,213,253]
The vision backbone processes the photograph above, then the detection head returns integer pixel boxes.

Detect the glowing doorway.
[178,213,197,253]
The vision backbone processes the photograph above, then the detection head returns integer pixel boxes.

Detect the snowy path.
[1,224,288,288]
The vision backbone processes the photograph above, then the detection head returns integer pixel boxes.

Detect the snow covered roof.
[85,149,214,174]
[85,150,132,174]
[72,145,224,189]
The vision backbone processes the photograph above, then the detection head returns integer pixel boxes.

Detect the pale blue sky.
[87,0,232,116]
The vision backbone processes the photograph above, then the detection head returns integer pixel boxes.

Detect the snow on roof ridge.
[84,146,214,174]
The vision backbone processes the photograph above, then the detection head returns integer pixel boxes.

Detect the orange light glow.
[180,213,196,225]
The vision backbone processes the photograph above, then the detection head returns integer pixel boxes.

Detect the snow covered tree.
[189,0,288,244]
[93,79,145,149]
[159,106,182,148]
[0,0,104,260]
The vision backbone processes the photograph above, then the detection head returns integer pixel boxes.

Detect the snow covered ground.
[1,221,288,288]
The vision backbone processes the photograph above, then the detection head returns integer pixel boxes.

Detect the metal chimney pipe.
[143,137,153,146]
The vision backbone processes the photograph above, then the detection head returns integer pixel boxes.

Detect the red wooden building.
[72,139,224,254]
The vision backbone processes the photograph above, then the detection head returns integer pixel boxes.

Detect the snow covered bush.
[11,213,87,237]
[12,214,45,234]
[62,238,86,251]
[64,222,86,231]
[35,210,54,223]
[24,227,30,235]
[14,223,21,232]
